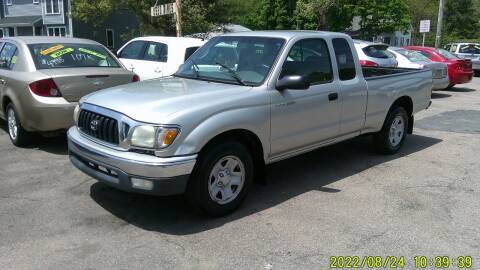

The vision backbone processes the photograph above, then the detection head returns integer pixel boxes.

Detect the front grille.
[78,109,119,144]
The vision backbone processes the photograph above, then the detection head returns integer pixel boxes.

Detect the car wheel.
[6,103,32,147]
[187,141,253,216]
[373,106,408,154]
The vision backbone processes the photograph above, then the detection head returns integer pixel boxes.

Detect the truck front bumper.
[68,127,196,196]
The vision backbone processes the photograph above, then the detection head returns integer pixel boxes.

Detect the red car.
[404,46,473,88]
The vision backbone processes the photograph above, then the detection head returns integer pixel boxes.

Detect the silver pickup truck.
[68,31,432,216]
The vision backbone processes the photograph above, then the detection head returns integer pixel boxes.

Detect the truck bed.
[362,67,424,79]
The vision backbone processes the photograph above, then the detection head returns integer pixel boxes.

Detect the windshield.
[29,43,121,69]
[394,48,431,62]
[437,49,459,60]
[175,36,285,86]
[362,45,391,59]
[458,44,480,54]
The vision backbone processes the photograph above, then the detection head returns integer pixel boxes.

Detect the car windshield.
[175,36,285,86]
[29,43,121,69]
[458,44,480,54]
[437,49,459,60]
[394,49,431,62]
[362,45,391,59]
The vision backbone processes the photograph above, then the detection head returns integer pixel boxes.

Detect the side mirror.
[276,75,310,91]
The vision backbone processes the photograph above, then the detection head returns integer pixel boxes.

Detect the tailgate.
[40,68,134,102]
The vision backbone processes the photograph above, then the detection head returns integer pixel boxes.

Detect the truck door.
[331,38,368,135]
[270,38,342,157]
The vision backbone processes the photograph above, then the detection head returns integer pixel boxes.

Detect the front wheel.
[187,141,253,216]
[373,106,408,154]
[6,103,32,147]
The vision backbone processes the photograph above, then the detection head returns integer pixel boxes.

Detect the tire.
[187,141,254,216]
[373,106,409,154]
[5,103,32,147]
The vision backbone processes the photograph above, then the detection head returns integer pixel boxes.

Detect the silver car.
[445,42,480,72]
[0,36,138,146]
[354,40,398,67]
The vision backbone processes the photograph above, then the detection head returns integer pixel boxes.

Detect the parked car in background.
[0,37,138,147]
[405,46,473,88]
[68,31,432,215]
[445,43,480,74]
[389,47,449,90]
[117,37,206,80]
[353,40,398,67]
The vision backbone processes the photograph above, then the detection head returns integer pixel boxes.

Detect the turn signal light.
[29,78,61,97]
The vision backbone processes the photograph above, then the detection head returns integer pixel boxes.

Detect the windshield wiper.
[215,62,247,86]
[190,58,200,78]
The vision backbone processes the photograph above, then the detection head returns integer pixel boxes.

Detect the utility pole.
[435,0,445,48]
[175,0,182,37]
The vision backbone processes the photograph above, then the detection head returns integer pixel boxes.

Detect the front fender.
[173,105,270,161]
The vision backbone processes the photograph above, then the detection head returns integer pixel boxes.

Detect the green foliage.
[244,0,296,30]
[444,0,480,40]
[294,0,339,30]
[344,0,411,40]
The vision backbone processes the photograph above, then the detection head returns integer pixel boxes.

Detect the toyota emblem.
[90,119,100,131]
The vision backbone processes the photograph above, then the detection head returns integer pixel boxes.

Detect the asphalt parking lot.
[1,78,479,270]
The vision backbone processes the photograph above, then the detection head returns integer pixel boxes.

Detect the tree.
[444,0,479,40]
[72,0,233,36]
[294,0,340,30]
[244,0,295,30]
[344,0,411,40]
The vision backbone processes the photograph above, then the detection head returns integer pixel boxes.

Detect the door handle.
[328,93,338,101]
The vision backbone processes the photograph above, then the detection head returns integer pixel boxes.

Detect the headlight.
[73,105,80,125]
[130,125,179,149]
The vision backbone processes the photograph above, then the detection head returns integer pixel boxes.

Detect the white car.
[117,37,206,80]
[353,40,398,67]
[389,47,449,90]
[445,42,480,72]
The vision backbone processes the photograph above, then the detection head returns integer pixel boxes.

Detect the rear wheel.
[6,103,32,147]
[373,106,408,154]
[187,141,253,216]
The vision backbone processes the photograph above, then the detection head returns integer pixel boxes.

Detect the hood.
[82,76,252,123]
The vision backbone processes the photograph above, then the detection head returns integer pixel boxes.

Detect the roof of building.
[0,16,42,27]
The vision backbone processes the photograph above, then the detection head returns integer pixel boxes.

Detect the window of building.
[47,27,66,37]
[45,0,60,14]
[332,38,356,81]
[281,39,333,85]
[6,0,12,6]
[105,29,114,48]
[33,0,39,4]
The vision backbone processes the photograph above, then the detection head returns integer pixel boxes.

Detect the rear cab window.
[281,38,333,85]
[437,49,459,60]
[458,44,480,54]
[29,43,121,70]
[332,38,356,81]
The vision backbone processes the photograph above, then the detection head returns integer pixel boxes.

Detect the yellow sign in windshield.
[50,48,74,58]
[41,45,64,55]
[78,48,107,59]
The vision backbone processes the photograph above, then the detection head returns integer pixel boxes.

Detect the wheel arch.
[388,95,414,134]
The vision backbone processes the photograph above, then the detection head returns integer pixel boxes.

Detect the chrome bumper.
[68,127,196,195]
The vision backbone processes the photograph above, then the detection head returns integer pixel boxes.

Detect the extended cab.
[68,31,432,216]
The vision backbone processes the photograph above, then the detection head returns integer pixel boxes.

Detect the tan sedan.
[0,36,139,146]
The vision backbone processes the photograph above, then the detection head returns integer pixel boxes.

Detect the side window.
[143,42,168,62]
[118,41,146,60]
[418,51,432,59]
[0,43,18,70]
[445,45,451,51]
[184,46,200,62]
[332,38,356,81]
[451,44,458,53]
[281,39,333,85]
